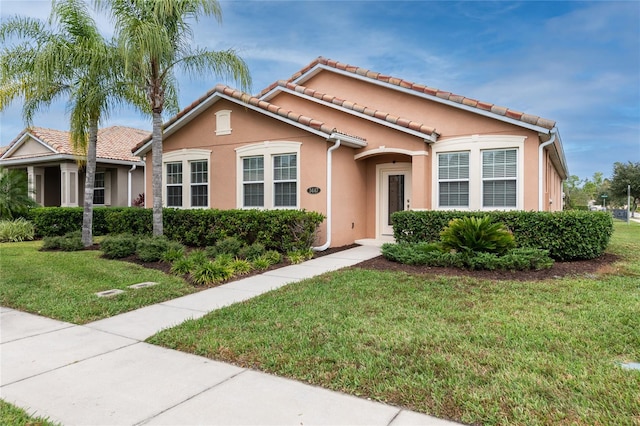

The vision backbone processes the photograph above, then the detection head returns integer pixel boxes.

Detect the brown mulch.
[90,242,620,284]
[353,253,621,281]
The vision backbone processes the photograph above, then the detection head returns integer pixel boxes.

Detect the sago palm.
[97,0,252,236]
[440,215,515,255]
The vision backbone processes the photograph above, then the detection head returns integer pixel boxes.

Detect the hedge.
[391,210,613,261]
[26,207,324,252]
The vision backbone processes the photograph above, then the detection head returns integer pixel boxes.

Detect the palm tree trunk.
[152,110,163,236]
[82,120,99,247]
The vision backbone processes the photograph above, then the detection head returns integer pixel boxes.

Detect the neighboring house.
[1,126,148,207]
[133,57,568,248]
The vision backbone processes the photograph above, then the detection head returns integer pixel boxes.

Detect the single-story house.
[1,126,148,207]
[133,57,568,248]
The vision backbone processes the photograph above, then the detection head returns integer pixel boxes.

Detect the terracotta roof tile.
[4,126,147,162]
[277,57,556,131]
[272,81,437,137]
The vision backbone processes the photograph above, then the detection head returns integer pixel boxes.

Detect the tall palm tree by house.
[0,0,145,246]
[97,0,252,236]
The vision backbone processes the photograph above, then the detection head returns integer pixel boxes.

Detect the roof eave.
[0,154,144,167]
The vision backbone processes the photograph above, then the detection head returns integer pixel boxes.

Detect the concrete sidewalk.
[1,245,458,426]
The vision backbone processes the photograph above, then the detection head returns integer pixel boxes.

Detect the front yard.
[148,221,640,425]
[0,242,195,324]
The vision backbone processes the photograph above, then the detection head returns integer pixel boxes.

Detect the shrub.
[0,218,35,242]
[264,250,282,265]
[440,216,515,255]
[382,242,553,271]
[192,260,234,286]
[252,256,272,270]
[210,237,245,257]
[58,231,84,251]
[41,236,64,250]
[0,168,37,220]
[136,236,170,262]
[162,244,185,263]
[287,249,314,264]
[392,210,613,261]
[104,208,152,235]
[170,257,195,275]
[100,234,138,258]
[238,242,266,260]
[231,258,253,275]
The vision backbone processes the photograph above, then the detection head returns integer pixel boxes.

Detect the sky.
[0,0,638,180]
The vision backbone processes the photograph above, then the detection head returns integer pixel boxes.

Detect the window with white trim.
[236,142,301,209]
[163,149,211,208]
[93,172,105,205]
[438,152,469,208]
[242,156,264,207]
[482,149,517,208]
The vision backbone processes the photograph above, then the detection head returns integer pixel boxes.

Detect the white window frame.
[93,170,111,206]
[431,135,525,211]
[437,151,470,208]
[162,149,211,208]
[236,141,302,209]
[482,148,518,208]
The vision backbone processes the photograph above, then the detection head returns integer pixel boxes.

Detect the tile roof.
[272,80,438,137]
[262,57,556,131]
[133,84,366,152]
[4,126,148,162]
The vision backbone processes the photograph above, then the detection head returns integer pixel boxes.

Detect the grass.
[0,241,195,324]
[148,221,640,425]
[0,400,59,426]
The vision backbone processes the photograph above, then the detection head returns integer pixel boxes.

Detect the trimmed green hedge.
[392,210,613,261]
[26,207,324,252]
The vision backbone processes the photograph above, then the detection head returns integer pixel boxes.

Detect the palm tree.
[97,0,252,236]
[0,0,144,246]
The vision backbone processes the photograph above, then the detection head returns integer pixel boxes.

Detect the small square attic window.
[215,110,232,135]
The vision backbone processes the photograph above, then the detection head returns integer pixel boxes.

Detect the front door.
[379,164,412,237]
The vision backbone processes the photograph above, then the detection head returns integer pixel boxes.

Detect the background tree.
[0,0,145,246]
[0,168,37,219]
[98,0,252,236]
[610,161,640,214]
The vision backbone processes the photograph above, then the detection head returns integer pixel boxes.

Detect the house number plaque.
[307,187,321,195]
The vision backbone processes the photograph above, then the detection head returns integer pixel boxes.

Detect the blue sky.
[1,0,638,180]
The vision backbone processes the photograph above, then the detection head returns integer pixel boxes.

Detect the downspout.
[313,138,342,251]
[128,164,137,207]
[538,129,557,211]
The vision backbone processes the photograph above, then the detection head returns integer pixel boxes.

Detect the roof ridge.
[275,57,556,131]
[274,80,438,137]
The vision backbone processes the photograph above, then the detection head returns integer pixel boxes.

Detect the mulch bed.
[84,242,619,284]
[353,252,621,281]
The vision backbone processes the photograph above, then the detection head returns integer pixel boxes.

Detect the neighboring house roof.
[132,84,367,155]
[1,126,149,166]
[260,57,557,133]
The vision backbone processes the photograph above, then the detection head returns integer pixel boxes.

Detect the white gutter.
[538,129,557,211]
[312,138,342,251]
[127,164,137,206]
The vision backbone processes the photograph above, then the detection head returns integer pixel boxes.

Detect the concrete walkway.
[1,245,458,426]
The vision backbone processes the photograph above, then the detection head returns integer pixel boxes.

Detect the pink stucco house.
[133,57,568,248]
[1,126,147,207]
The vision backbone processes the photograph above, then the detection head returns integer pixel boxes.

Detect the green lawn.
[0,400,59,426]
[0,241,195,324]
[148,221,640,425]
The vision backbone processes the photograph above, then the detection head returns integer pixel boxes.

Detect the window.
[482,149,517,208]
[93,172,105,205]
[236,141,301,209]
[163,149,211,208]
[243,156,264,207]
[166,163,183,207]
[273,154,297,207]
[438,152,469,207]
[190,161,208,207]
